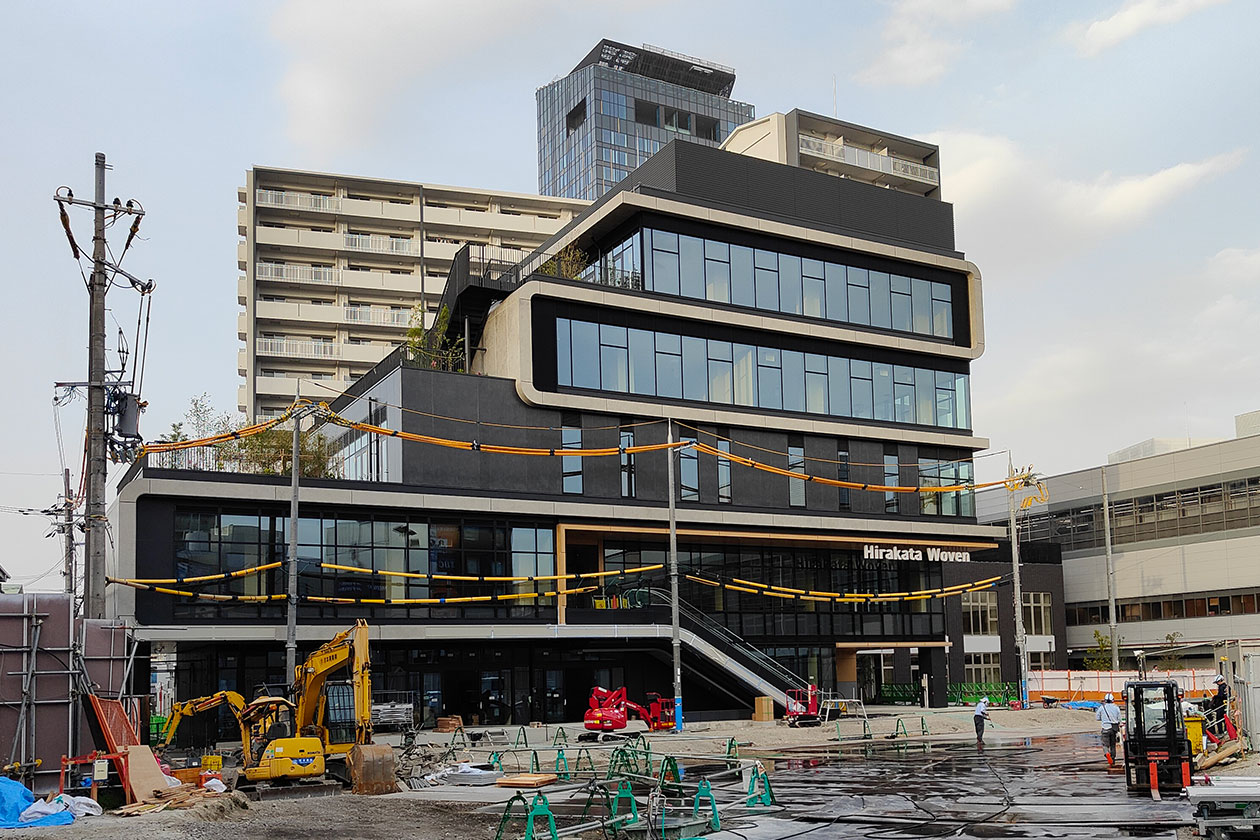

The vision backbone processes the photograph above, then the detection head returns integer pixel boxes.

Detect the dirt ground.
[9,708,1254,839]
[0,797,498,840]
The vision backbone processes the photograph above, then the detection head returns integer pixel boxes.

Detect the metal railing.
[256,262,340,285]
[798,134,939,185]
[256,337,339,359]
[343,306,411,327]
[344,232,418,256]
[145,447,347,479]
[645,588,810,694]
[256,189,340,212]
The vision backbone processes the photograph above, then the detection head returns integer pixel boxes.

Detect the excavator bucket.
[348,744,397,795]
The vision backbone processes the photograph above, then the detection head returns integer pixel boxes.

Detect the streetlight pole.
[1101,465,1119,671]
[1008,456,1028,706]
[667,420,682,732]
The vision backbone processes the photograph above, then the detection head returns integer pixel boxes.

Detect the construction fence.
[1027,668,1220,702]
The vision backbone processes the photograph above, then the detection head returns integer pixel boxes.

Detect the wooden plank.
[122,744,170,802]
[496,773,558,789]
[1199,740,1244,770]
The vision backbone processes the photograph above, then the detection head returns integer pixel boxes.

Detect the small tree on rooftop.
[405,302,464,372]
[539,243,591,280]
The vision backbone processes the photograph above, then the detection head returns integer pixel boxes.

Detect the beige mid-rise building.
[237,167,587,418]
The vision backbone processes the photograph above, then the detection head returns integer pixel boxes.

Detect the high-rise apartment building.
[537,40,754,200]
[237,167,586,418]
[723,110,942,199]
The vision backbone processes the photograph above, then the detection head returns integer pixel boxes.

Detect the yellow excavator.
[157,690,325,785]
[291,619,396,793]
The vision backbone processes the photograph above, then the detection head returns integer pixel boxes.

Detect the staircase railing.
[645,588,810,696]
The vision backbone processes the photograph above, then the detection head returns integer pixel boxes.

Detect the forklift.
[1123,680,1194,799]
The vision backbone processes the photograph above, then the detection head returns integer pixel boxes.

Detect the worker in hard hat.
[1096,693,1122,766]
[1207,674,1230,739]
[973,696,991,746]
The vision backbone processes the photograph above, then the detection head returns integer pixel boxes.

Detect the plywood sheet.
[495,773,558,788]
[122,744,168,802]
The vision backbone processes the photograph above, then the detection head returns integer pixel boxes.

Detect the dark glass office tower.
[537,40,755,200]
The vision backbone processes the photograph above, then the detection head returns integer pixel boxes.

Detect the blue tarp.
[1064,700,1101,711]
[0,778,74,829]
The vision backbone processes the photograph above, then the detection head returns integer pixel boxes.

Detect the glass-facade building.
[537,40,755,200]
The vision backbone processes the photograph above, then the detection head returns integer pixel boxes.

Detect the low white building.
[979,418,1260,668]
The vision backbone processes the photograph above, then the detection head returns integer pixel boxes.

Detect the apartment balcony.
[256,337,340,360]
[254,262,421,296]
[255,189,420,224]
[255,226,419,259]
[344,232,419,257]
[255,374,357,399]
[422,204,568,237]
[798,134,940,192]
[255,338,390,364]
[254,300,412,330]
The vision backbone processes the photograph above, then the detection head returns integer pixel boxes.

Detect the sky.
[0,0,1256,589]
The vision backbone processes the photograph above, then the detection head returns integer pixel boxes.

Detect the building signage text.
[862,544,971,563]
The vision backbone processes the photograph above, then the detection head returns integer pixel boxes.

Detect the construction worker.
[1208,675,1230,738]
[1096,693,1122,766]
[974,696,991,745]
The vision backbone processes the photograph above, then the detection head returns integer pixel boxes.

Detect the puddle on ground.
[722,734,1190,839]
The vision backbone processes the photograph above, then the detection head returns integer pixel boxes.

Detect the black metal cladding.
[538,141,959,259]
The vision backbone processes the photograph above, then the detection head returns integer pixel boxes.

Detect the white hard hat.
[981,696,989,703]
[1104,693,1113,701]
[1215,675,1226,683]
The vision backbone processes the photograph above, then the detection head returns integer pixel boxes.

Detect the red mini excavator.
[584,686,675,732]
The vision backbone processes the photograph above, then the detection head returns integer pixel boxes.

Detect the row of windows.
[555,317,972,430]
[169,511,556,620]
[1068,589,1260,626]
[606,542,944,618]
[1023,476,1260,551]
[962,590,1053,635]
[581,229,959,342]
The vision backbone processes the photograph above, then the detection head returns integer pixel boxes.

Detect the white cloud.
[270,0,557,159]
[929,131,1245,267]
[1068,0,1228,57]
[857,0,1016,87]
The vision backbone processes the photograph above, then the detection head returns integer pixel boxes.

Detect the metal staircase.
[645,590,808,707]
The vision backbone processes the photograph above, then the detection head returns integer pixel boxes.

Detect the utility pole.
[1008,456,1028,706]
[284,396,302,683]
[85,153,109,620]
[55,152,147,619]
[1101,465,1119,671]
[62,469,75,596]
[667,420,683,732]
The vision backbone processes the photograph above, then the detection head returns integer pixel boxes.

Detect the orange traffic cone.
[1106,751,1115,767]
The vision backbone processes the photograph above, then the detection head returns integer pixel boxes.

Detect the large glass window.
[595,228,959,342]
[717,439,732,505]
[620,426,635,499]
[788,438,806,508]
[561,425,582,494]
[962,590,998,635]
[964,652,1001,684]
[1023,591,1053,636]
[837,445,851,512]
[555,317,972,430]
[884,454,900,513]
[680,437,699,501]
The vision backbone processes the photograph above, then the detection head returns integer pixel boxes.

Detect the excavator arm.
[292,619,374,751]
[159,690,247,748]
